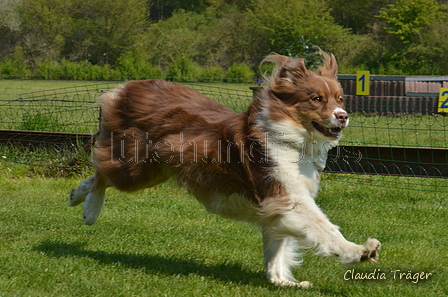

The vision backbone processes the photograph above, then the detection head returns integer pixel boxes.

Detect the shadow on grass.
[33,241,268,286]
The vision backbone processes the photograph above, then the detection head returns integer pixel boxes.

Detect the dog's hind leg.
[262,231,312,288]
[82,173,107,225]
[69,176,95,206]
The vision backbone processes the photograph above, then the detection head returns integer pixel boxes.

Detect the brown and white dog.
[70,52,380,287]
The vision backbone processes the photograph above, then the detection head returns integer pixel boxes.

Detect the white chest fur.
[268,139,330,199]
[256,99,339,199]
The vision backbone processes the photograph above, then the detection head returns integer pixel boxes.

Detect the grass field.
[0,173,446,296]
[0,80,447,295]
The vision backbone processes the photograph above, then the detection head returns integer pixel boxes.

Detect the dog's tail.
[95,85,126,139]
[97,85,122,120]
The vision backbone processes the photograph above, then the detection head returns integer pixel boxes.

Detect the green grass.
[0,174,446,296]
[0,80,446,296]
[0,141,91,177]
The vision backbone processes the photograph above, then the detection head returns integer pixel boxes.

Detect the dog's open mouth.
[312,122,342,138]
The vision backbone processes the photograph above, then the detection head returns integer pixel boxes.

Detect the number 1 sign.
[438,88,448,113]
[356,71,370,96]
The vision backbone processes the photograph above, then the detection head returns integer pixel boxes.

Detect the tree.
[327,0,392,34]
[0,0,21,59]
[376,0,447,74]
[378,0,446,43]
[18,0,73,66]
[149,0,208,21]
[203,9,268,67]
[141,10,213,67]
[248,0,351,58]
[64,0,148,66]
[0,0,20,31]
[16,0,147,67]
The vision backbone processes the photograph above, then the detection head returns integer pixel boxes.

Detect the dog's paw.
[82,192,105,225]
[270,279,313,288]
[83,202,100,225]
[297,281,312,289]
[83,209,99,225]
[360,238,381,263]
[69,188,85,206]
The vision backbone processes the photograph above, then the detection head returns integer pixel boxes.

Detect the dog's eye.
[337,96,343,103]
[312,97,322,102]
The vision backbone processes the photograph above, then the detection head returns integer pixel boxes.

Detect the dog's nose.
[335,111,348,125]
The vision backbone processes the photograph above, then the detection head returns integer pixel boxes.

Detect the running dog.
[70,52,380,287]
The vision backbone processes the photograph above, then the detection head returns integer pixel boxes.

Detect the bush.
[35,61,62,79]
[0,47,31,79]
[225,62,254,83]
[34,60,125,80]
[118,55,162,80]
[166,56,201,82]
[198,65,225,82]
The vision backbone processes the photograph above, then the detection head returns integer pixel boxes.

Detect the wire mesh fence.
[0,82,115,133]
[341,98,448,148]
[0,80,446,192]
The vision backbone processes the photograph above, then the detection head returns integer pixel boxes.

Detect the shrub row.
[0,57,256,83]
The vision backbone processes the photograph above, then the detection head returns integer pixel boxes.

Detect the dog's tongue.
[313,122,342,138]
[329,127,342,137]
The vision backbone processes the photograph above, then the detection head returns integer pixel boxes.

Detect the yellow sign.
[438,88,448,113]
[356,71,370,96]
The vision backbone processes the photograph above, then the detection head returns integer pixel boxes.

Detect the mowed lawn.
[0,80,447,296]
[0,173,446,296]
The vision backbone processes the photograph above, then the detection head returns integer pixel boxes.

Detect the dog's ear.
[262,54,309,97]
[316,51,338,79]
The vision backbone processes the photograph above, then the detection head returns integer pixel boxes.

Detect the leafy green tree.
[64,0,148,66]
[203,9,268,67]
[17,0,147,67]
[149,0,208,20]
[205,0,252,14]
[17,0,73,66]
[418,20,448,74]
[327,0,392,34]
[0,0,20,31]
[248,0,351,58]
[0,0,21,60]
[140,10,213,67]
[376,0,447,74]
[378,0,446,43]
[397,18,448,75]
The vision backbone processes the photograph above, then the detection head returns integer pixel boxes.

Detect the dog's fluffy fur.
[70,52,380,287]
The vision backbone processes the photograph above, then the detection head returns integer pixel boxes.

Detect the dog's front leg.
[277,198,381,264]
[262,230,312,288]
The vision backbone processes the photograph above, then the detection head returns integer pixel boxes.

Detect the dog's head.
[262,52,348,140]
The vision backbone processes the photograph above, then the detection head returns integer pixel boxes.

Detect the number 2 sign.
[438,88,448,113]
[356,71,370,96]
